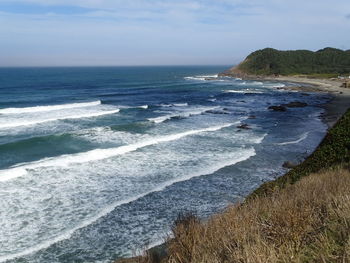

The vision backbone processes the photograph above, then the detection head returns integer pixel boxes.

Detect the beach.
[248,75,350,128]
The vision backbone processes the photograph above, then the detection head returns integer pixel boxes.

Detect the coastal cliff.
[221,47,350,78]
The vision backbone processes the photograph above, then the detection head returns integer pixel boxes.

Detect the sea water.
[0,66,329,262]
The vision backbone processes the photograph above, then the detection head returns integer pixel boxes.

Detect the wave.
[148,107,217,123]
[173,103,188,107]
[159,103,188,107]
[184,74,218,81]
[236,81,264,86]
[137,105,148,109]
[0,123,235,182]
[223,90,264,94]
[275,132,309,145]
[0,146,254,263]
[148,115,174,124]
[272,84,286,88]
[0,101,101,114]
[0,109,120,129]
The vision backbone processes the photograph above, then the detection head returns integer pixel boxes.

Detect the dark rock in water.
[268,105,287,112]
[238,100,246,103]
[283,161,298,168]
[248,115,256,119]
[282,101,308,108]
[301,93,310,96]
[237,123,251,129]
[206,110,229,115]
[170,115,184,120]
[222,108,229,111]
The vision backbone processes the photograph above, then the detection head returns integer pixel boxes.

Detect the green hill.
[223,47,350,77]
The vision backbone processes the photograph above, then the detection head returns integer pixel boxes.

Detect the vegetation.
[228,47,350,76]
[251,108,350,197]
[166,166,350,263]
[117,109,350,263]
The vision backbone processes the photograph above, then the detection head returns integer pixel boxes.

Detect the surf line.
[0,123,236,182]
[0,148,255,263]
[275,132,309,145]
[0,109,120,129]
[0,101,102,114]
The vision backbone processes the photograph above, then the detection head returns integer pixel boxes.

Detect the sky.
[0,0,349,66]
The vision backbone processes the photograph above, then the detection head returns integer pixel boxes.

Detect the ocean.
[0,66,329,262]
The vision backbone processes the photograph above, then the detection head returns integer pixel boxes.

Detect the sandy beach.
[262,76,350,128]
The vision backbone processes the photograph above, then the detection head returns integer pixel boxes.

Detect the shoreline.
[219,72,350,128]
[258,75,350,128]
[116,76,350,262]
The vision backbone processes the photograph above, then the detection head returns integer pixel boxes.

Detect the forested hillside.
[224,48,350,76]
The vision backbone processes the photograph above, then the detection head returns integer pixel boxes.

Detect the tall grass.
[166,166,350,263]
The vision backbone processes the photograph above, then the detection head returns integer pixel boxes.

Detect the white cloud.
[0,0,349,66]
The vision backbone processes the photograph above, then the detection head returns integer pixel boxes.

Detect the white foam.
[0,123,234,182]
[148,115,173,123]
[159,103,188,107]
[0,109,119,129]
[272,84,286,88]
[0,147,255,263]
[0,101,101,114]
[184,74,218,81]
[137,105,148,109]
[224,90,264,94]
[148,107,218,123]
[252,133,267,144]
[173,103,188,107]
[275,132,309,145]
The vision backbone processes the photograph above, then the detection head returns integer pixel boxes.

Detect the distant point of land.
[221,47,350,78]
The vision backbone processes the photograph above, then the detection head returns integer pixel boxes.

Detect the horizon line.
[0,64,233,68]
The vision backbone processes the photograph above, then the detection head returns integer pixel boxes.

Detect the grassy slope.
[118,109,350,263]
[166,166,350,263]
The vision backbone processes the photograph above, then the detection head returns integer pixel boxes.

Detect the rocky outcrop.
[237,123,251,129]
[268,105,287,112]
[282,101,308,108]
[282,161,298,168]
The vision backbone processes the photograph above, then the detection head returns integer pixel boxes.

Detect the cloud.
[0,0,349,66]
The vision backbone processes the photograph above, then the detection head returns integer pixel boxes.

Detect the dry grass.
[164,166,350,263]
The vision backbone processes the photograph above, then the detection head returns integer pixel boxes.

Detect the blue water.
[0,66,329,262]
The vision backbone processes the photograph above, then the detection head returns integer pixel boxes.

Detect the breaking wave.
[148,107,218,123]
[0,109,120,129]
[0,123,235,182]
[0,101,102,114]
[275,132,309,145]
[0,147,255,263]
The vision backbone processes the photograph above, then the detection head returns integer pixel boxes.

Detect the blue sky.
[0,0,349,66]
